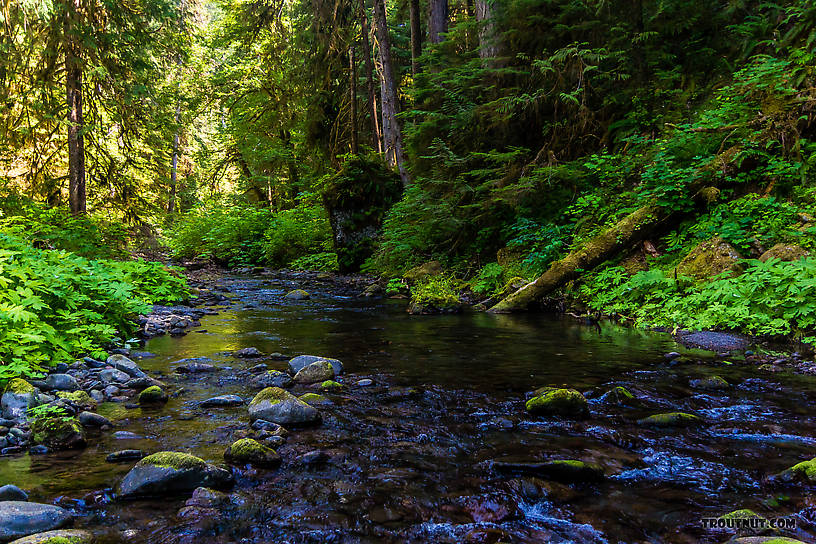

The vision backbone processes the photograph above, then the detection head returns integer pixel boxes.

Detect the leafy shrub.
[470,263,505,296]
[0,232,188,382]
[263,204,332,267]
[410,275,461,308]
[288,252,339,272]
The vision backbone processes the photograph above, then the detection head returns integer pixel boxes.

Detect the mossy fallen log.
[488,204,669,313]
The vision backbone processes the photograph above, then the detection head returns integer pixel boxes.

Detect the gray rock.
[0,485,28,501]
[234,347,262,358]
[356,379,374,387]
[43,374,79,392]
[6,529,94,544]
[293,361,335,384]
[116,452,234,498]
[288,355,343,376]
[99,369,130,384]
[0,501,72,542]
[107,354,147,378]
[1,388,36,422]
[103,385,120,397]
[248,388,320,426]
[113,431,143,440]
[284,289,310,300]
[249,371,293,390]
[174,358,217,373]
[78,411,112,428]
[106,450,146,463]
[200,395,244,408]
[89,390,104,403]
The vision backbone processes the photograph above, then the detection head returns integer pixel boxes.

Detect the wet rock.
[464,527,511,544]
[224,438,281,468]
[774,457,816,485]
[356,379,374,387]
[0,485,27,502]
[0,502,72,542]
[200,395,244,408]
[123,377,160,390]
[293,361,335,384]
[107,354,147,378]
[690,375,729,390]
[175,359,217,373]
[103,385,120,397]
[463,492,521,522]
[98,369,130,384]
[638,412,702,427]
[717,509,769,536]
[298,393,331,405]
[7,529,94,544]
[116,451,233,498]
[55,391,96,411]
[78,411,111,428]
[320,380,345,391]
[106,450,146,463]
[2,379,37,421]
[43,374,79,392]
[248,387,320,426]
[138,386,168,405]
[249,370,293,389]
[492,459,604,483]
[261,436,286,449]
[525,387,589,418]
[233,347,263,358]
[250,420,288,436]
[598,386,636,405]
[185,487,229,508]
[284,289,310,300]
[113,431,143,440]
[299,450,329,465]
[288,355,343,376]
[31,418,85,450]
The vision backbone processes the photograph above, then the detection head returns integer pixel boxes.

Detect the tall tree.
[358,0,382,152]
[428,0,447,44]
[475,0,500,59]
[409,0,422,77]
[371,0,408,185]
[64,0,86,214]
[349,45,359,154]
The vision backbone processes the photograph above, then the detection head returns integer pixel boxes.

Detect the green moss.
[229,438,270,458]
[31,417,83,445]
[719,509,766,521]
[525,388,589,418]
[299,393,329,404]
[5,377,34,394]
[138,451,207,470]
[56,390,96,408]
[138,385,167,404]
[250,387,290,406]
[778,457,816,483]
[637,412,702,427]
[320,380,344,390]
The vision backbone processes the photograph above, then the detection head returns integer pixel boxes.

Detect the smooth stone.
[249,371,293,390]
[0,502,72,542]
[116,452,233,498]
[175,360,217,373]
[106,450,146,463]
[293,361,335,384]
[223,438,281,468]
[234,347,263,358]
[99,369,130,384]
[356,379,374,387]
[6,529,94,544]
[248,387,320,426]
[637,412,702,427]
[288,355,343,376]
[283,289,310,300]
[525,388,589,418]
[44,374,79,392]
[0,485,28,501]
[106,354,147,378]
[200,395,244,408]
[78,411,112,428]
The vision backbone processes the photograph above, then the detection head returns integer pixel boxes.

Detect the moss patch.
[5,377,35,394]
[56,390,96,408]
[777,457,816,484]
[250,387,290,406]
[138,385,167,404]
[229,438,269,458]
[224,438,281,468]
[638,412,702,427]
[299,393,329,405]
[320,380,344,391]
[525,388,589,418]
[31,417,85,449]
[138,451,207,470]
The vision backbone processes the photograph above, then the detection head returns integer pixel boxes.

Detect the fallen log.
[488,204,670,313]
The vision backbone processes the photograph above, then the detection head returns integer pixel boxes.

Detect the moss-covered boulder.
[320,380,345,391]
[55,391,96,411]
[284,289,310,301]
[690,375,729,390]
[293,360,335,384]
[759,243,810,263]
[677,236,743,280]
[288,355,343,376]
[598,386,636,405]
[403,260,443,283]
[31,417,86,450]
[637,412,702,427]
[116,451,233,498]
[525,388,589,418]
[298,393,331,405]
[408,275,462,315]
[775,457,816,485]
[716,509,770,536]
[138,386,168,405]
[248,387,320,426]
[7,529,94,544]
[2,379,37,421]
[223,438,281,468]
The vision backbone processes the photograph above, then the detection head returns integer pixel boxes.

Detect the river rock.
[7,529,94,544]
[43,374,79,392]
[249,370,293,389]
[106,450,146,463]
[116,451,234,498]
[293,361,335,384]
[638,412,702,427]
[106,354,147,379]
[298,393,331,405]
[525,388,589,418]
[78,411,111,428]
[288,355,343,376]
[200,395,244,408]
[774,457,816,485]
[98,369,130,384]
[0,502,73,542]
[598,386,636,405]
[31,417,86,450]
[223,438,281,468]
[138,386,168,405]
[248,387,320,426]
[55,391,96,411]
[233,347,262,358]
[175,359,217,373]
[492,459,605,483]
[690,375,729,390]
[2,379,37,421]
[284,289,310,300]
[0,485,27,502]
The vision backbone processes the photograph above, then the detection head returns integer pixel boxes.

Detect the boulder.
[0,485,27,502]
[677,236,743,280]
[249,370,293,390]
[138,386,168,405]
[31,418,86,450]
[597,386,636,405]
[7,529,94,544]
[233,347,263,358]
[758,243,810,263]
[106,354,147,379]
[637,412,702,427]
[78,411,111,428]
[525,388,589,418]
[293,361,335,384]
[2,379,37,421]
[43,374,79,392]
[55,391,96,411]
[248,387,320,426]
[223,438,281,468]
[288,355,343,376]
[0,502,72,542]
[200,395,244,408]
[98,369,130,384]
[116,451,233,499]
[774,457,816,485]
[403,260,442,283]
[284,289,310,300]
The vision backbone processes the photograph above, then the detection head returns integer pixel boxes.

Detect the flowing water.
[2,273,816,543]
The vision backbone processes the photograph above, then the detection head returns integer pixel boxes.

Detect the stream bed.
[2,272,816,543]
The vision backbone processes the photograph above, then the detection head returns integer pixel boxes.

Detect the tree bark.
[488,205,670,313]
[349,45,359,154]
[65,0,86,214]
[169,102,180,214]
[475,0,500,60]
[409,0,422,77]
[358,0,382,153]
[428,0,447,44]
[371,0,408,185]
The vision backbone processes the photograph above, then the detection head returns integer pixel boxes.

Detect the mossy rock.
[775,457,816,484]
[138,386,168,405]
[31,417,86,450]
[284,289,310,300]
[320,380,345,391]
[535,460,605,483]
[758,243,810,263]
[55,391,96,410]
[677,236,743,280]
[118,451,233,498]
[403,261,442,283]
[6,529,95,544]
[5,378,35,395]
[637,412,702,427]
[730,539,808,544]
[690,375,729,390]
[248,387,320,426]
[298,393,331,405]
[525,388,589,418]
[224,438,281,468]
[249,387,290,407]
[718,509,768,529]
[138,451,206,470]
[598,386,636,405]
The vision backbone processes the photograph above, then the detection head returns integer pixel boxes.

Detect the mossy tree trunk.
[488,204,669,313]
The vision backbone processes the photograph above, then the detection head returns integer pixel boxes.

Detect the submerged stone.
[117,451,233,498]
[525,388,589,418]
[637,412,702,427]
[224,438,281,468]
[0,502,73,542]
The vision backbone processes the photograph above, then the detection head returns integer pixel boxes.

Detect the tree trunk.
[169,102,181,214]
[65,0,86,214]
[428,0,447,44]
[349,45,359,154]
[409,0,422,77]
[358,0,382,153]
[488,205,670,313]
[475,0,500,60]
[371,0,408,185]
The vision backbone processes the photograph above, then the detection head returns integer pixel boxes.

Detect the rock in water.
[0,485,28,502]
[107,354,147,378]
[293,361,335,384]
[637,412,702,427]
[249,371,293,389]
[43,374,79,392]
[288,355,343,376]
[248,387,320,426]
[233,347,263,358]
[689,375,729,390]
[0,501,73,542]
[138,386,168,405]
[78,411,112,428]
[31,418,86,450]
[1,379,37,421]
[7,529,94,544]
[224,438,281,468]
[525,388,589,418]
[200,395,244,408]
[284,289,310,300]
[117,452,233,498]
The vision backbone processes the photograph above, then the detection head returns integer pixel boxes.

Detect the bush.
[0,232,188,382]
[263,204,333,267]
[410,274,462,309]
